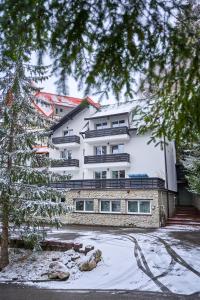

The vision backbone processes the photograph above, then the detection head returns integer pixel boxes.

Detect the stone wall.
[192,195,200,210]
[62,189,163,228]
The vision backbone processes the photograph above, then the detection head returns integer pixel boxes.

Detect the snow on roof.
[87,100,139,119]
[35,92,83,108]
[33,92,99,118]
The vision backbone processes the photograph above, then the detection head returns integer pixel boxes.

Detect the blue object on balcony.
[128,174,149,178]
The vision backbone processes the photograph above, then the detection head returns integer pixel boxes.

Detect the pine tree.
[0,59,68,269]
[182,143,200,195]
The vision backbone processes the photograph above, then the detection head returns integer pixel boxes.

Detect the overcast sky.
[31,52,134,105]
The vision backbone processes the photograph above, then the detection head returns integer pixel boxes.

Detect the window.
[127,200,151,214]
[61,197,65,203]
[96,122,108,130]
[60,108,63,112]
[95,171,107,179]
[75,200,94,212]
[63,129,73,136]
[100,200,121,213]
[112,170,125,179]
[95,146,107,155]
[61,149,72,159]
[112,120,125,128]
[111,144,124,154]
[139,201,151,213]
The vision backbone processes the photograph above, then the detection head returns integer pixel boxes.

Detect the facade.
[49,99,177,228]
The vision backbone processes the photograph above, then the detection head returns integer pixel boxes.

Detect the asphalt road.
[0,284,199,300]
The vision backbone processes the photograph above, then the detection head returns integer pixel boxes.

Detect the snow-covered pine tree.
[0,59,69,269]
[182,143,200,195]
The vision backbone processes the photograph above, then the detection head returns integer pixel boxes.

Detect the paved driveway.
[0,284,199,300]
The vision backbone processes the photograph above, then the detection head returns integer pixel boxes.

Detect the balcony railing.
[51,178,165,190]
[51,159,79,168]
[52,135,80,144]
[84,153,130,164]
[85,126,129,139]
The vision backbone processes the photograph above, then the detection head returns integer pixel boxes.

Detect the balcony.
[84,126,130,144]
[84,153,130,166]
[52,135,80,148]
[51,177,165,190]
[51,159,79,168]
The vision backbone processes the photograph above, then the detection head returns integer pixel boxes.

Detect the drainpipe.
[163,136,170,218]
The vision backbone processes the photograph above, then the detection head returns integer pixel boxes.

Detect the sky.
[31,52,116,105]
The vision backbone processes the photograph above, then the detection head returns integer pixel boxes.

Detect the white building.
[49,98,177,228]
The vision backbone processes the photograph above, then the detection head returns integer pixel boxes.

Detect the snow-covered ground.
[0,225,200,295]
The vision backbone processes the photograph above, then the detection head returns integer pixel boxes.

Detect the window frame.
[127,199,151,215]
[94,170,107,179]
[63,129,73,136]
[100,199,121,213]
[60,149,72,159]
[95,121,108,130]
[112,170,125,179]
[111,119,125,128]
[75,199,94,213]
[111,144,124,154]
[95,145,107,155]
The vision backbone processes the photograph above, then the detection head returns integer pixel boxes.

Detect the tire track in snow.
[156,237,200,278]
[124,235,172,293]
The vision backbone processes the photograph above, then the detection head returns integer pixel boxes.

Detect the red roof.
[35,91,83,107]
[33,92,100,117]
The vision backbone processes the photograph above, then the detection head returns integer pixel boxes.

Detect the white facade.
[49,101,177,192]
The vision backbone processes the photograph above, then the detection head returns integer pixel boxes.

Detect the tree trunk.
[0,195,9,269]
[0,91,16,269]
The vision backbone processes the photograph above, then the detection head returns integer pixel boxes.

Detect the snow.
[88,101,139,119]
[0,226,200,295]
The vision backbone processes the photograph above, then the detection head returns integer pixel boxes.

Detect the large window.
[127,200,151,214]
[96,122,108,130]
[112,120,125,128]
[75,199,94,212]
[95,146,107,155]
[61,149,72,159]
[95,171,107,179]
[100,200,121,213]
[111,144,124,154]
[112,170,125,179]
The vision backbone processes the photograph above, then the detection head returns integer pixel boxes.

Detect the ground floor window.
[127,200,151,214]
[75,199,94,212]
[100,200,121,213]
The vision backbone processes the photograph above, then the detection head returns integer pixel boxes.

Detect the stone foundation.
[59,189,176,228]
[192,195,200,210]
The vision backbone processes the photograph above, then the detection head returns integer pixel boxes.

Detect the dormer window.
[96,122,108,130]
[112,120,125,128]
[63,129,73,136]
